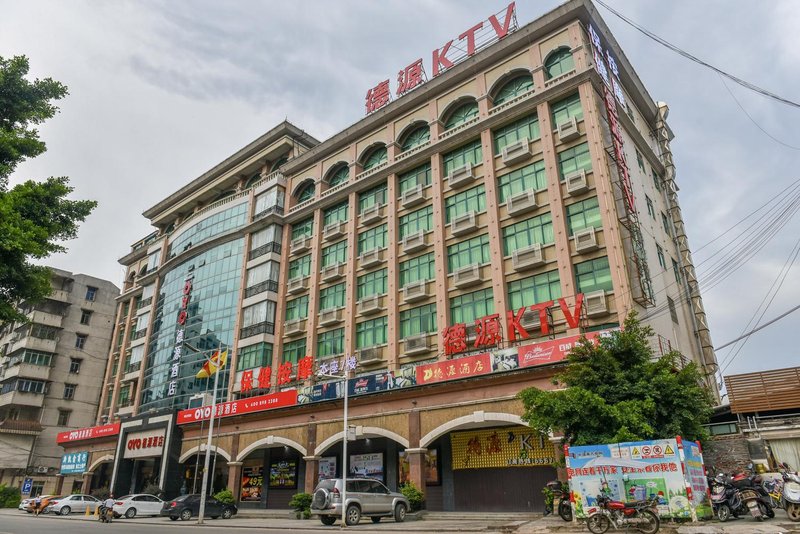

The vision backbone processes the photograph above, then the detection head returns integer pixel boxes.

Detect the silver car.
[112,494,165,518]
[47,494,101,515]
[311,478,409,526]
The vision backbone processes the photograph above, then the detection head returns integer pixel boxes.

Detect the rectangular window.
[85,286,98,301]
[443,139,482,176]
[146,250,161,272]
[22,350,53,367]
[356,316,387,348]
[444,185,486,223]
[254,187,285,214]
[399,253,435,287]
[57,410,71,426]
[497,160,546,203]
[317,328,344,358]
[507,271,562,309]
[323,201,349,226]
[291,218,314,240]
[79,310,92,325]
[321,240,348,267]
[662,212,672,236]
[357,269,387,299]
[75,334,87,349]
[558,142,592,180]
[288,255,311,280]
[246,261,279,289]
[69,358,82,374]
[30,324,58,340]
[397,163,431,194]
[129,345,144,366]
[635,148,646,173]
[672,258,681,284]
[399,206,433,239]
[357,224,387,254]
[63,383,77,400]
[653,170,663,191]
[450,288,494,324]
[493,113,540,153]
[242,300,276,327]
[251,224,282,249]
[667,296,679,324]
[319,283,346,311]
[399,304,437,338]
[282,339,306,364]
[566,197,602,236]
[448,234,490,272]
[13,379,46,394]
[135,312,150,333]
[646,195,655,218]
[237,342,273,371]
[502,213,554,255]
[285,295,309,320]
[118,384,130,406]
[657,245,666,268]
[575,257,613,293]
[551,93,583,127]
[358,183,387,212]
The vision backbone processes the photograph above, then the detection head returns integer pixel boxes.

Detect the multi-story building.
[60,0,718,512]
[0,268,119,496]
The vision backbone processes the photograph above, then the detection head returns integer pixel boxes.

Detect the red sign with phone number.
[56,422,121,444]
[176,389,298,424]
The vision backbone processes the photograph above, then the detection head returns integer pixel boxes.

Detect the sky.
[1,0,798,385]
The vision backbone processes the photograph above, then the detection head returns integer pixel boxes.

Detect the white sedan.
[112,494,164,518]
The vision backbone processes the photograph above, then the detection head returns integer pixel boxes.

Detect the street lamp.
[195,346,226,525]
[317,369,352,528]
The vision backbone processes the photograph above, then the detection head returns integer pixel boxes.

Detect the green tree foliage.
[0,484,22,508]
[213,488,234,504]
[518,313,713,446]
[0,55,95,325]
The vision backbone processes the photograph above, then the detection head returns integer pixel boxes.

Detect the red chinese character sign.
[365,80,391,114]
[397,59,425,96]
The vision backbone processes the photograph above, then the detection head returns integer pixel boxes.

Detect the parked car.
[160,494,237,521]
[310,478,409,526]
[47,494,101,515]
[111,494,164,518]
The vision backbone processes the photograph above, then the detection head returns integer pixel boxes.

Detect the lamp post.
[197,349,222,525]
[317,369,351,528]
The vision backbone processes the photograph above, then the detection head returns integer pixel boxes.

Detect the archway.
[179,445,231,497]
[235,436,307,509]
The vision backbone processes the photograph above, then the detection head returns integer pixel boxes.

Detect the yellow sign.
[451,426,556,470]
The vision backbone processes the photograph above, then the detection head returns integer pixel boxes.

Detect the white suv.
[311,478,409,526]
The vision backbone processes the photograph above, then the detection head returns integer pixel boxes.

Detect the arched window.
[444,101,479,130]
[544,47,574,80]
[362,146,388,170]
[213,189,237,202]
[493,74,534,106]
[295,181,315,203]
[244,172,261,189]
[327,165,349,187]
[400,124,430,152]
[270,156,288,172]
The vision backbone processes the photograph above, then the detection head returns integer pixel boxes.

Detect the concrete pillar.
[81,472,92,494]
[54,475,64,495]
[551,437,567,481]
[405,448,427,500]
[227,462,243,500]
[303,456,320,494]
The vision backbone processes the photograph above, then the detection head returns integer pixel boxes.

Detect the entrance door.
[453,467,556,512]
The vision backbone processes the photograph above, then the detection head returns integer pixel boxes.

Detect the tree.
[0,55,96,325]
[518,313,713,447]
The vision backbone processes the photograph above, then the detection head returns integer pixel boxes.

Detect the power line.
[593,0,800,109]
[714,303,800,352]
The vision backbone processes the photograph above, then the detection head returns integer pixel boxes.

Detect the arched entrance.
[235,437,307,509]
[87,456,114,494]
[179,445,230,497]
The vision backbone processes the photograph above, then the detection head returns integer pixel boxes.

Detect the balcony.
[447,162,476,189]
[253,204,284,221]
[453,264,482,288]
[512,243,544,271]
[358,346,384,366]
[323,220,346,241]
[9,337,57,355]
[356,295,382,316]
[404,334,430,356]
[450,211,478,236]
[0,390,45,408]
[401,231,427,254]
[136,296,153,310]
[359,249,384,268]
[501,138,532,166]
[506,190,537,217]
[287,276,309,295]
[321,263,346,282]
[239,321,275,339]
[284,319,306,337]
[46,289,71,303]
[402,280,429,303]
[244,280,279,299]
[2,363,52,382]
[27,310,64,328]
[360,204,383,226]
[400,185,427,209]
[318,308,343,327]
[249,241,281,261]
[290,235,312,254]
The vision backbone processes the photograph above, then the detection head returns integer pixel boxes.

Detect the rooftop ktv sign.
[364,3,518,114]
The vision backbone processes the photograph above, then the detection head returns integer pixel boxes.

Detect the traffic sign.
[22,478,33,494]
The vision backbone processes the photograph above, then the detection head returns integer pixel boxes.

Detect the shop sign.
[240,466,263,502]
[518,330,610,368]
[441,295,585,357]
[169,276,193,397]
[124,429,166,459]
[57,422,121,444]
[176,389,298,424]
[451,427,556,470]
[60,451,89,474]
[349,453,383,481]
[364,2,517,114]
[269,460,297,488]
[318,457,337,480]
[416,352,492,385]
[399,449,439,486]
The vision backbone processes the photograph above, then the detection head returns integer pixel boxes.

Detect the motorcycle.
[732,464,774,521]
[544,480,573,522]
[709,473,743,522]
[762,462,800,522]
[585,494,659,534]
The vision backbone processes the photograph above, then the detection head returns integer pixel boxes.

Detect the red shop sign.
[517,331,605,368]
[416,353,492,386]
[177,390,298,425]
[56,422,121,444]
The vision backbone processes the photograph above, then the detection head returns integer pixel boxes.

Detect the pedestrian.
[33,495,43,516]
[103,493,116,523]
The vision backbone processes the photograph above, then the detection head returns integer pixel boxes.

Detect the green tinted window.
[497,160,546,203]
[363,147,388,170]
[359,183,387,212]
[356,316,388,348]
[551,93,583,126]
[447,234,490,272]
[575,257,613,293]
[321,240,348,267]
[237,343,273,371]
[291,218,313,240]
[324,201,349,225]
[507,271,561,309]
[443,139,482,176]
[544,48,574,79]
[401,125,430,152]
[288,255,311,280]
[450,288,494,324]
[318,328,344,358]
[399,206,433,239]
[444,101,479,130]
[296,182,315,203]
[319,283,346,311]
[400,304,437,338]
[558,142,592,180]
[502,213,554,255]
[494,114,540,153]
[493,75,534,106]
[328,165,349,187]
[399,253,435,286]
[283,339,306,364]
[285,295,309,320]
[398,163,431,194]
[445,185,486,223]
[357,269,387,299]
[566,197,601,236]
[358,224,387,253]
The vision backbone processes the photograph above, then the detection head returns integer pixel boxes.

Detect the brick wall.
[704,434,751,474]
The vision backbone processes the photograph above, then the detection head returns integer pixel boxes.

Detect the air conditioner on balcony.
[450,211,478,236]
[358,347,383,365]
[506,189,537,216]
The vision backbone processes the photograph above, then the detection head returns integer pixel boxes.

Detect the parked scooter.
[544,480,573,522]
[761,462,800,522]
[732,463,774,521]
[709,473,744,522]
[585,494,659,534]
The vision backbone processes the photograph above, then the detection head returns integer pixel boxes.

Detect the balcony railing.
[124,361,141,375]
[132,329,147,340]
[240,321,275,339]
[252,205,284,221]
[248,241,282,261]
[136,297,153,310]
[244,280,279,299]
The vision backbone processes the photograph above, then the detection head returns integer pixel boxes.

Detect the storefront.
[56,422,120,495]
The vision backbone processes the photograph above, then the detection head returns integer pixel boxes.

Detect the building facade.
[0,268,119,496]
[61,0,718,512]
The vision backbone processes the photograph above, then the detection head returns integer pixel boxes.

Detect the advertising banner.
[60,451,89,474]
[566,438,709,519]
[416,352,492,385]
[240,466,263,502]
[318,457,337,480]
[349,453,384,481]
[681,438,713,519]
[399,449,439,486]
[177,389,298,424]
[269,460,297,488]
[57,422,120,444]
[451,427,556,470]
[518,331,606,368]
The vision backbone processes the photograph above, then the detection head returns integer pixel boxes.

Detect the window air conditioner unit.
[501,138,532,166]
[512,243,544,271]
[447,162,475,189]
[402,280,429,303]
[323,221,346,241]
[565,170,588,196]
[402,231,427,254]
[400,185,426,208]
[506,190,537,216]
[359,249,383,268]
[453,264,482,288]
[585,290,609,317]
[360,204,383,226]
[574,227,598,253]
[557,116,580,142]
[404,334,430,355]
[450,211,478,236]
[356,295,382,316]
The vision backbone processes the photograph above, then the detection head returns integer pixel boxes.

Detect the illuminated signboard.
[56,422,121,444]
[168,276,193,397]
